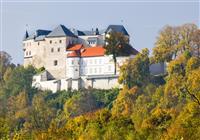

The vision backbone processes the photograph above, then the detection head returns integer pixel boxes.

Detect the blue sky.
[0,0,199,64]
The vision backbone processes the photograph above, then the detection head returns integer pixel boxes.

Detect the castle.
[23,24,164,92]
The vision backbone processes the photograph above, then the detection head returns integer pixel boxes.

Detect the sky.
[0,0,199,64]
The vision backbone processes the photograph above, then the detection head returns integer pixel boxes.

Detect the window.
[99,67,102,73]
[51,48,54,52]
[90,59,93,65]
[88,40,96,45]
[29,51,31,55]
[99,59,101,64]
[71,60,74,65]
[26,51,28,56]
[57,48,60,52]
[94,59,97,64]
[108,65,111,71]
[90,68,93,73]
[94,68,97,73]
[59,40,62,43]
[50,40,52,44]
[54,60,58,66]
[38,42,40,46]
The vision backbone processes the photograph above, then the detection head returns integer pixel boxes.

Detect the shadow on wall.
[150,62,166,75]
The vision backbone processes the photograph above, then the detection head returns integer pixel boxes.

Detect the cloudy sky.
[0,0,199,64]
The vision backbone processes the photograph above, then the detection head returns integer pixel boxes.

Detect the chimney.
[95,28,99,35]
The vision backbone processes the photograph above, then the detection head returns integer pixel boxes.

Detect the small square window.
[108,65,111,71]
[90,59,93,64]
[90,68,93,73]
[54,60,58,66]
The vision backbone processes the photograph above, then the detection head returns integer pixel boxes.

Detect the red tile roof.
[81,47,105,57]
[66,44,139,58]
[67,44,83,51]
[67,46,105,58]
[67,51,79,57]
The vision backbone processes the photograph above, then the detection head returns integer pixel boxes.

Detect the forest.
[0,23,200,140]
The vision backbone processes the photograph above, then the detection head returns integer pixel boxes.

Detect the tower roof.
[23,30,29,41]
[105,25,129,36]
[24,29,51,41]
[47,24,76,38]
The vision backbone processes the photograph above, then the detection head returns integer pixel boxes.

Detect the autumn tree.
[153,23,198,62]
[153,26,180,62]
[166,54,200,106]
[0,51,15,82]
[104,31,129,75]
[192,29,200,57]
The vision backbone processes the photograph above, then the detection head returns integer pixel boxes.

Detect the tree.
[192,29,200,57]
[4,66,36,96]
[179,23,197,52]
[111,86,140,117]
[166,54,200,106]
[153,26,180,62]
[64,91,98,117]
[118,48,150,88]
[104,31,129,75]
[153,23,198,62]
[30,94,55,131]
[0,51,15,82]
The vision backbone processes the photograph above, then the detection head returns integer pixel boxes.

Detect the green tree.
[64,92,98,117]
[104,31,129,74]
[118,48,150,88]
[0,51,15,82]
[4,66,36,96]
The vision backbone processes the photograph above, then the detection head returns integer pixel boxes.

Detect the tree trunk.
[113,54,117,75]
